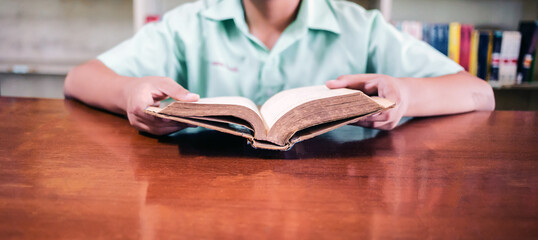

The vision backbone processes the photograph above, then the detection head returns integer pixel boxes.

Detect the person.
[64,0,495,135]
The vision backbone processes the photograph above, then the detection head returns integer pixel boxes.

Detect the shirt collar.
[201,0,341,35]
[201,0,243,21]
[306,0,341,34]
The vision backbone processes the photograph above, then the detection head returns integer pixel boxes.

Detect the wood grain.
[0,97,537,239]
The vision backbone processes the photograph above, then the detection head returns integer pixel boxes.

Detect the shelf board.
[493,82,538,90]
[0,63,73,76]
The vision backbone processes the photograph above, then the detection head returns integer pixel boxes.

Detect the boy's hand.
[124,76,199,135]
[326,74,409,130]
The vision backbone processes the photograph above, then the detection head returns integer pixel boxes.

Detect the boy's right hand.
[123,76,199,135]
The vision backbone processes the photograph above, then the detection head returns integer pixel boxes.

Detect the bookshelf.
[385,0,538,110]
[386,0,538,81]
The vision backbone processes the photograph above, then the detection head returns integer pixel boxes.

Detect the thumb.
[156,78,199,102]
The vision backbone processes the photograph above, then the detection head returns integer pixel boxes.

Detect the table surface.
[0,97,537,239]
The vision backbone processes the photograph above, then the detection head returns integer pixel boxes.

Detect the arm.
[400,71,494,115]
[64,59,199,135]
[326,71,495,130]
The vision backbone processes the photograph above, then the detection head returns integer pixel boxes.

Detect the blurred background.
[0,0,537,109]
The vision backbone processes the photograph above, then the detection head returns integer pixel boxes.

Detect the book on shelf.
[499,31,522,86]
[469,30,479,76]
[489,31,503,87]
[517,21,538,83]
[145,86,395,151]
[449,22,461,64]
[399,21,423,40]
[438,24,450,56]
[395,20,534,86]
[459,24,474,71]
[477,31,492,80]
[422,22,431,44]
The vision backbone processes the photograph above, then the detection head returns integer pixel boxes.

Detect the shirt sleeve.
[366,11,463,78]
[97,12,187,86]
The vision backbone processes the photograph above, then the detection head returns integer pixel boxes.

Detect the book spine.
[486,32,494,81]
[512,32,523,84]
[442,24,450,56]
[519,53,535,83]
[402,21,423,40]
[430,24,440,53]
[449,22,461,63]
[489,31,503,86]
[431,24,442,54]
[477,31,491,80]
[459,24,474,71]
[469,30,479,76]
[529,54,536,82]
[499,31,521,86]
[422,23,430,44]
[517,21,538,83]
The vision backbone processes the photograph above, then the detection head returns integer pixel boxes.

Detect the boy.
[64,0,495,135]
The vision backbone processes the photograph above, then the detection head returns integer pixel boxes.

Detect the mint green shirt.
[98,0,463,105]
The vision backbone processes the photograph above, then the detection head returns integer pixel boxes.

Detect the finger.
[151,101,161,107]
[132,120,188,135]
[156,78,199,102]
[326,74,381,95]
[352,120,374,128]
[362,113,388,122]
[325,79,349,89]
[361,110,396,122]
[352,119,397,130]
[371,120,398,130]
[128,90,156,117]
[135,114,189,128]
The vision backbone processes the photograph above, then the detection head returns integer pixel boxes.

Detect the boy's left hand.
[326,74,409,130]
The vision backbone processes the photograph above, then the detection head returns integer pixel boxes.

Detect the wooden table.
[1,97,537,239]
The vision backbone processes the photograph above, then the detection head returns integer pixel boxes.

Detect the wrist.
[396,77,413,117]
[118,75,138,114]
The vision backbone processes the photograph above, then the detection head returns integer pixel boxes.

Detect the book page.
[260,85,360,129]
[187,97,262,119]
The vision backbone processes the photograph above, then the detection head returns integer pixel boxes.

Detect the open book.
[146,85,395,150]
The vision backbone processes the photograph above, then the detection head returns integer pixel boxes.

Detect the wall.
[0,73,65,99]
[0,0,134,74]
[0,0,375,75]
[391,0,537,30]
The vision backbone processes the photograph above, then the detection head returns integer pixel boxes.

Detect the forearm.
[400,71,495,117]
[64,59,130,115]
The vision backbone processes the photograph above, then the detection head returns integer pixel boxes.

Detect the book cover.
[489,31,503,86]
[449,22,461,63]
[459,24,474,71]
[517,21,538,83]
[499,31,521,86]
[477,31,492,80]
[469,30,479,76]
